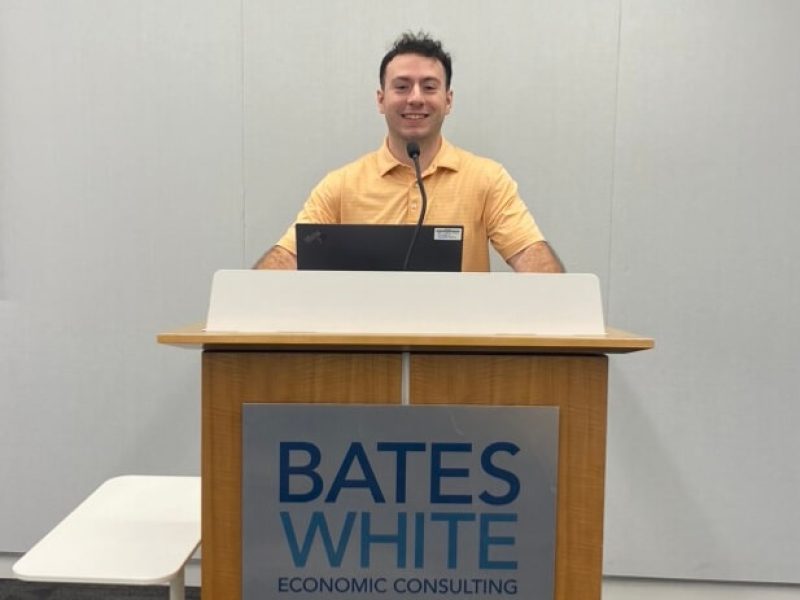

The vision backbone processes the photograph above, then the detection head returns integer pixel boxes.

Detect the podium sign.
[242,405,559,600]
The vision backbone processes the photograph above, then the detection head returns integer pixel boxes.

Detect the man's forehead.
[385,54,446,80]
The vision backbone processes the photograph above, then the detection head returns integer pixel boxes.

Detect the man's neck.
[387,135,443,172]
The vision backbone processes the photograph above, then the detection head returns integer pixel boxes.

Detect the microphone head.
[406,141,421,159]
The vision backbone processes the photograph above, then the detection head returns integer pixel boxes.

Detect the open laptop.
[295,223,464,272]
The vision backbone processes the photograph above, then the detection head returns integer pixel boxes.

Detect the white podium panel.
[205,270,605,336]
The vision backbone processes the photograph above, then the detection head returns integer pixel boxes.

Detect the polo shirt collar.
[377,137,461,176]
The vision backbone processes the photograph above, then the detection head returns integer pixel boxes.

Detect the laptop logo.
[302,230,324,244]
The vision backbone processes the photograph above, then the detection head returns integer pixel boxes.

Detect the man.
[255,32,563,273]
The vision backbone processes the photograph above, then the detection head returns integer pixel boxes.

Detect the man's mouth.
[402,113,427,120]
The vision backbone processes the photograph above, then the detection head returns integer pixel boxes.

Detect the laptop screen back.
[295,223,464,272]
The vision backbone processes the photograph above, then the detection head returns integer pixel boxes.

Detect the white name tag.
[433,227,463,241]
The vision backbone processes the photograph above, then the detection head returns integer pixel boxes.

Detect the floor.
[1,577,798,599]
[0,579,197,600]
[3,555,799,600]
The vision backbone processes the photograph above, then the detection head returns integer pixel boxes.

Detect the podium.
[158,272,652,600]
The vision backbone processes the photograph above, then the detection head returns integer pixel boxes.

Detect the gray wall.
[1,0,798,584]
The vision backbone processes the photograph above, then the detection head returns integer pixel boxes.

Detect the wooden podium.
[158,322,652,600]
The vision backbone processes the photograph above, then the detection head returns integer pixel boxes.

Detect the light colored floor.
[3,554,799,598]
[603,577,800,600]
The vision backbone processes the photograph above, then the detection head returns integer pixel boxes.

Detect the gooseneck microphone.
[402,141,429,270]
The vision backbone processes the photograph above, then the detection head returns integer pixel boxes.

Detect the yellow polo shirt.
[276,138,545,272]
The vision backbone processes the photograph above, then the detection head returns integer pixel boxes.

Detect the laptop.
[295,223,464,272]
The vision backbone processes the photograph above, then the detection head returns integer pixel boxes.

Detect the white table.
[13,475,201,600]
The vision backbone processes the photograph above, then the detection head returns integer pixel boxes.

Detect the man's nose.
[408,84,424,103]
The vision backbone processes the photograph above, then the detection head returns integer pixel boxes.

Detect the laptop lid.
[295,223,464,272]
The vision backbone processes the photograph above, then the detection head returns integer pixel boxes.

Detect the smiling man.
[255,32,563,273]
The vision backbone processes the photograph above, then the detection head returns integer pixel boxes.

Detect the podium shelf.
[158,323,653,354]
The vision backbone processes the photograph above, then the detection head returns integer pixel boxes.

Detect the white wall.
[0,0,243,543]
[1,0,798,585]
[604,0,800,582]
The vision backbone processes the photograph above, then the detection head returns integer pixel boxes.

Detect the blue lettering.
[431,512,476,568]
[431,443,472,504]
[325,442,386,503]
[359,512,407,568]
[478,442,521,506]
[413,512,425,568]
[279,442,323,502]
[479,513,517,569]
[279,511,356,567]
[376,442,426,502]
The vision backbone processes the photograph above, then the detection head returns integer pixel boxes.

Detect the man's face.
[377,53,453,148]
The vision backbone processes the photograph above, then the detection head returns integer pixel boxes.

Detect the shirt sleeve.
[275,170,343,254]
[484,166,545,261]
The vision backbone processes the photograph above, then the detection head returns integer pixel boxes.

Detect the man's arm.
[253,245,297,270]
[507,241,564,273]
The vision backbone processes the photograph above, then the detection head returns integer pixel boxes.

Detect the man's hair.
[379,31,453,90]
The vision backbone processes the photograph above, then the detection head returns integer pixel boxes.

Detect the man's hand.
[253,246,297,270]
[507,241,564,273]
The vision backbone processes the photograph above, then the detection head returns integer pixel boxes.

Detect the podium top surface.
[157,323,653,354]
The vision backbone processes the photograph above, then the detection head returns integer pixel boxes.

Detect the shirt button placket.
[408,179,418,222]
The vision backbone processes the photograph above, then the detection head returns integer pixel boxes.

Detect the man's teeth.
[404,114,426,119]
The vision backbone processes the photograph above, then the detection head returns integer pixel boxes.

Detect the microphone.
[402,142,429,270]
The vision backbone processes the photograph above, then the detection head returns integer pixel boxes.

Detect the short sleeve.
[484,166,545,261]
[275,170,343,254]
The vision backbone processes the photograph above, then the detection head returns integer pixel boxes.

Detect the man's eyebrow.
[389,75,442,84]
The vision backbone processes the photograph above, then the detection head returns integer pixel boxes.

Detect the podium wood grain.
[410,353,608,600]
[201,352,402,600]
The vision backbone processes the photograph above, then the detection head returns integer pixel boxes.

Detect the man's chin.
[399,129,432,144]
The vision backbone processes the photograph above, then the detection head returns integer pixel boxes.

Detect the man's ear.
[376,89,385,114]
[445,89,453,114]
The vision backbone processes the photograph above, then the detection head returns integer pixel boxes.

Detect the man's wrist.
[253,245,297,270]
